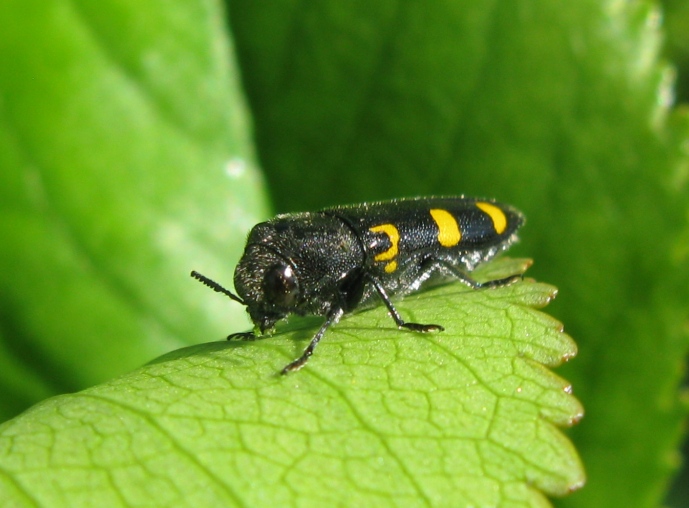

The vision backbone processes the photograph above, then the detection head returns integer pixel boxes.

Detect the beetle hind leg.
[420,257,523,290]
[474,273,523,288]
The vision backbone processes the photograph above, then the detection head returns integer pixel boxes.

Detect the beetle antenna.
[191,271,245,305]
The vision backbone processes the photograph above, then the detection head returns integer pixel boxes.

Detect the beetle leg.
[366,275,444,333]
[419,258,523,289]
[281,307,345,375]
[227,331,256,341]
[366,258,522,334]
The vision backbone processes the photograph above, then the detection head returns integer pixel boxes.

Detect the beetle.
[192,196,525,374]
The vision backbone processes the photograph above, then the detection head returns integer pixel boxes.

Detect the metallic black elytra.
[192,196,525,374]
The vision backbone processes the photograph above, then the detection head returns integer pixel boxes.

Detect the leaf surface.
[0,260,583,507]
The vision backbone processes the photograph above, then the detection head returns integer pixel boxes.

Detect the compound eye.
[263,264,299,308]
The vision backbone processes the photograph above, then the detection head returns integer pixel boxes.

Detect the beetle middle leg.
[366,275,444,333]
[366,257,522,334]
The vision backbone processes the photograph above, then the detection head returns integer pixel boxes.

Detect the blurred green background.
[1,1,688,507]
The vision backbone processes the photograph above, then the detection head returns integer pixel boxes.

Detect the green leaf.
[0,0,267,419]
[664,0,689,102]
[228,1,689,506]
[0,259,583,507]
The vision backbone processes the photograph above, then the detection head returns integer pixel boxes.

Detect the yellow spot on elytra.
[370,224,399,261]
[384,260,398,273]
[476,202,507,234]
[429,209,461,247]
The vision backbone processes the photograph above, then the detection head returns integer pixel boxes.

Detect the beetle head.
[234,243,301,333]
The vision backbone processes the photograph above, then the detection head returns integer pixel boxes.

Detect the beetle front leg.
[281,307,346,375]
[227,331,256,341]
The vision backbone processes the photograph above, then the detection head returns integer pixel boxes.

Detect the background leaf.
[662,2,689,504]
[0,0,267,420]
[0,264,582,507]
[664,0,689,103]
